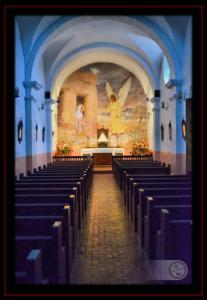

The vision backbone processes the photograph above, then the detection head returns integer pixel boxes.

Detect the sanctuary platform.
[81,147,124,165]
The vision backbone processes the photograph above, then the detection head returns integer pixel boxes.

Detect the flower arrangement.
[55,142,73,156]
[130,139,151,155]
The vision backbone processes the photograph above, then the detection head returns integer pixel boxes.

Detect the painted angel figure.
[76,104,84,133]
[105,77,131,134]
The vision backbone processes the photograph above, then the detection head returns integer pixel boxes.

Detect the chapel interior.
[14,15,192,286]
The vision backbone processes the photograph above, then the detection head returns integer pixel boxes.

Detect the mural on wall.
[57,63,148,155]
[105,77,131,135]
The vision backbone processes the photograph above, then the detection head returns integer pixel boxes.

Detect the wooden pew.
[138,195,192,257]
[15,220,63,284]
[137,192,192,245]
[145,203,192,260]
[112,156,170,188]
[15,249,43,284]
[25,172,90,201]
[156,209,192,284]
[15,182,81,207]
[128,180,192,216]
[124,175,192,207]
[18,175,89,205]
[124,176,192,212]
[118,165,171,189]
[15,194,78,256]
[15,204,72,282]
[132,187,192,232]
[15,184,84,226]
[156,208,192,260]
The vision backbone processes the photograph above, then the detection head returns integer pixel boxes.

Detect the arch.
[130,16,180,78]
[26,16,180,82]
[50,48,155,100]
[48,43,158,99]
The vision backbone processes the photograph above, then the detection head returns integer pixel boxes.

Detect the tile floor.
[71,174,150,285]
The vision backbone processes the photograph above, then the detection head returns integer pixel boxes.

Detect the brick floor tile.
[71,174,150,285]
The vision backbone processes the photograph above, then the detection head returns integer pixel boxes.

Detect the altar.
[81,147,124,165]
[81,147,124,156]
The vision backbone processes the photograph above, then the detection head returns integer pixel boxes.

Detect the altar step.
[93,165,112,174]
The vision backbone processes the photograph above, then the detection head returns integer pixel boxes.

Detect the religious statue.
[97,125,109,147]
[76,104,84,133]
[105,77,131,135]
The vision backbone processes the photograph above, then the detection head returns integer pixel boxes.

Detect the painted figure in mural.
[76,104,84,133]
[105,77,131,134]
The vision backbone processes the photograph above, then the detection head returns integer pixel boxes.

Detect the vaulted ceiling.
[16,15,191,98]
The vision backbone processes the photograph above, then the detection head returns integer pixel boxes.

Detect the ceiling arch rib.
[50,48,155,100]
[27,15,179,82]
[45,33,162,81]
[47,42,159,94]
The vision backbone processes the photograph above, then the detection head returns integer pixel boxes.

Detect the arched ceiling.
[16,15,191,98]
[50,48,155,99]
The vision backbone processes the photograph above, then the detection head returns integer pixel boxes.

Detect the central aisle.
[71,174,149,284]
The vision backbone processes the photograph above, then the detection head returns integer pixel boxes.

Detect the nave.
[13,13,194,288]
[14,155,192,285]
[71,174,149,285]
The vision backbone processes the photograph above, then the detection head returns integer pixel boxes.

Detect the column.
[175,91,186,174]
[23,82,33,173]
[151,97,160,160]
[23,81,43,173]
[45,99,53,163]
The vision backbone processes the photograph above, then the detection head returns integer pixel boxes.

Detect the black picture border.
[1,0,205,297]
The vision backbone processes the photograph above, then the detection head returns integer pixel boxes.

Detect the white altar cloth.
[81,147,124,156]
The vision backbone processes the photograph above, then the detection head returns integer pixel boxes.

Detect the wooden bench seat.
[15,183,84,225]
[15,249,43,284]
[15,221,63,284]
[144,202,192,259]
[141,195,192,257]
[15,204,73,280]
[132,187,192,232]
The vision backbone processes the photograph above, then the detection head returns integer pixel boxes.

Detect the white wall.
[15,26,53,177]
[160,64,177,154]
[30,57,52,169]
[15,21,27,176]
[182,18,192,99]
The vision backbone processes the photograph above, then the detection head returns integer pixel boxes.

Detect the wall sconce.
[161,102,168,110]
[45,98,61,105]
[169,91,185,102]
[42,126,46,143]
[161,124,164,141]
[17,120,23,144]
[15,87,20,98]
[182,119,186,141]
[35,124,38,142]
[168,122,172,141]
